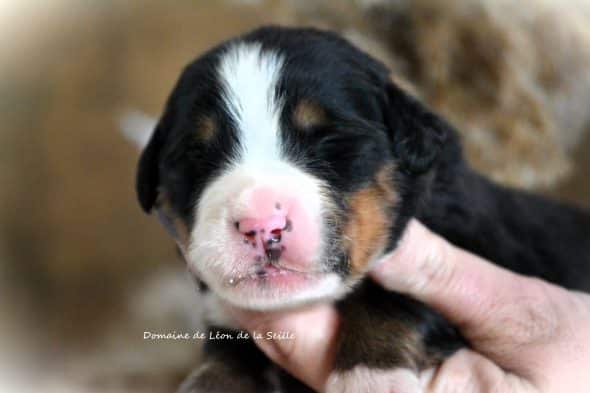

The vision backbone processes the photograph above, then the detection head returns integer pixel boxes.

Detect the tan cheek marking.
[345,188,388,275]
[293,99,326,130]
[344,165,399,275]
[196,116,216,141]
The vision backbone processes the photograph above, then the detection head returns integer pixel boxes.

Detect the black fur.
[135,26,590,392]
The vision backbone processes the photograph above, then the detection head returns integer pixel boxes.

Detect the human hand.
[232,219,590,392]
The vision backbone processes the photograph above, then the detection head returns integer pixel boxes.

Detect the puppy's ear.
[383,83,448,174]
[136,123,165,213]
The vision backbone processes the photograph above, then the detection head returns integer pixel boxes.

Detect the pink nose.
[236,214,288,246]
[230,187,318,269]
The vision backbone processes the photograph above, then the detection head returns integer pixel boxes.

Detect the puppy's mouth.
[189,232,346,309]
[224,260,324,288]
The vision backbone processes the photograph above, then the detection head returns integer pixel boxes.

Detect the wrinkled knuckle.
[524,281,561,341]
[495,284,561,347]
[413,237,456,295]
[524,305,560,344]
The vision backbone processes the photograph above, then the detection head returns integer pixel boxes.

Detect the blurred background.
[1,1,589,392]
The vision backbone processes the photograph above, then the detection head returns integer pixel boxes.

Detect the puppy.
[135,26,590,392]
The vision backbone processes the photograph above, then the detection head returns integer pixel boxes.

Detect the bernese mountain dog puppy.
[135,26,590,393]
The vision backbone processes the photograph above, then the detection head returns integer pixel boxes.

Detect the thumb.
[370,219,560,366]
[229,304,340,392]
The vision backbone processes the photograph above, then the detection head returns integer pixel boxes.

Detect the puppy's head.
[136,27,448,310]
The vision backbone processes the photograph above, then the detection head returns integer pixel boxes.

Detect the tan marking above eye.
[196,116,216,141]
[292,99,326,130]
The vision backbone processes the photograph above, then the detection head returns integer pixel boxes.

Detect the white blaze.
[218,42,284,164]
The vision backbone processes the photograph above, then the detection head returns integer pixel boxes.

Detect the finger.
[422,349,538,393]
[370,220,558,354]
[326,367,424,393]
[229,304,339,392]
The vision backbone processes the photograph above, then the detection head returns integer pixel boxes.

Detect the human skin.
[230,219,590,392]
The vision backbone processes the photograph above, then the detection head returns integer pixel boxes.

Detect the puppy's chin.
[201,269,350,311]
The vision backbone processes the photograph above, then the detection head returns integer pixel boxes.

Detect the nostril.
[235,212,292,260]
[268,228,282,245]
[236,214,288,234]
